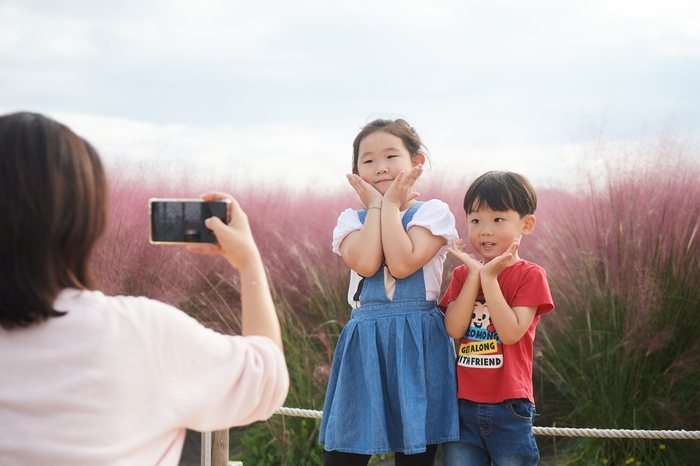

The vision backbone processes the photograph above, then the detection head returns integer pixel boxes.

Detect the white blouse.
[332,199,458,308]
[0,289,289,466]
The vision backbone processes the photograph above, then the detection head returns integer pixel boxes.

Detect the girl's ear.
[412,152,426,166]
[521,214,536,236]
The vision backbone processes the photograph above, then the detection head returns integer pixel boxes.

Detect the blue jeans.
[442,399,539,466]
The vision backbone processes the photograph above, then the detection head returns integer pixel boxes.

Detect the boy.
[439,171,554,466]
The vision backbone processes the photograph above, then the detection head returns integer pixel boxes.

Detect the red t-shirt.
[439,260,554,403]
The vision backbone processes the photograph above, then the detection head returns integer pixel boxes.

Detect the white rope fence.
[275,407,700,440]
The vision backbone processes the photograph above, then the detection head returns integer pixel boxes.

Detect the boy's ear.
[412,152,426,166]
[521,214,536,236]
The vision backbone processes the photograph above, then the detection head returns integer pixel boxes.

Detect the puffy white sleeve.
[407,199,459,243]
[332,208,362,255]
[134,298,290,431]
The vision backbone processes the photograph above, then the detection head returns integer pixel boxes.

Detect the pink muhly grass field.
[531,139,700,464]
[88,142,700,463]
[536,142,700,327]
[90,161,355,333]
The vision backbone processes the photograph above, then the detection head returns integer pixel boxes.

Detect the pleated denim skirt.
[319,299,459,455]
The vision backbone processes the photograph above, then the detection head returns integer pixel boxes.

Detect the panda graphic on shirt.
[457,300,503,368]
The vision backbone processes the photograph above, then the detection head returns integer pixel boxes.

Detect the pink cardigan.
[0,289,289,465]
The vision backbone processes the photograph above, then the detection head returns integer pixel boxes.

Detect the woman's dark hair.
[351,118,430,173]
[463,171,537,217]
[0,112,109,329]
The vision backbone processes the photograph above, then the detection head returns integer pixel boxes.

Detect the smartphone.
[149,198,230,245]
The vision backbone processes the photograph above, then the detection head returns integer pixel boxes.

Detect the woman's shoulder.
[60,288,175,311]
[55,288,199,330]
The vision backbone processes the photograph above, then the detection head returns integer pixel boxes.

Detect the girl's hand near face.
[346,173,384,209]
[341,174,384,277]
[383,164,423,208]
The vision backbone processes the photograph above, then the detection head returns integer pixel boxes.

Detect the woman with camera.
[0,112,288,465]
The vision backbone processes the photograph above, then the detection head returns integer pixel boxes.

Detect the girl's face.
[355,131,422,195]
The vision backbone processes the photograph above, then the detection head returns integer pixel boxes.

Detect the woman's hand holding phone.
[187,191,283,351]
[185,192,259,269]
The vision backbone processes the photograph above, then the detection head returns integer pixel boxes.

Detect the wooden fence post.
[201,430,229,466]
[212,429,229,466]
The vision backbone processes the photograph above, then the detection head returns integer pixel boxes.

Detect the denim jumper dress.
[319,202,459,455]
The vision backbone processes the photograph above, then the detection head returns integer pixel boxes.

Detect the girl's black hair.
[351,118,429,173]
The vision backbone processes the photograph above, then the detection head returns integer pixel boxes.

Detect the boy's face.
[467,206,535,264]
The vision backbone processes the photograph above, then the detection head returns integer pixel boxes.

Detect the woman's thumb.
[205,216,225,232]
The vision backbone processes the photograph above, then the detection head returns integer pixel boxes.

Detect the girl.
[319,119,460,466]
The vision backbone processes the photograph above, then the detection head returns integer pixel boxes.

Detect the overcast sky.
[2,0,699,191]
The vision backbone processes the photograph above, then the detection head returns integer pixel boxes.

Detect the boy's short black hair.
[463,171,537,217]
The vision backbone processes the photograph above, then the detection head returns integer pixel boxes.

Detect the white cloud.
[0,5,97,60]
[33,109,627,193]
[43,111,354,190]
[1,0,699,193]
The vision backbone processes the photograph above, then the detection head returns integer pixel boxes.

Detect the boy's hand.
[450,237,469,253]
[346,173,383,209]
[481,238,519,279]
[448,238,483,274]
